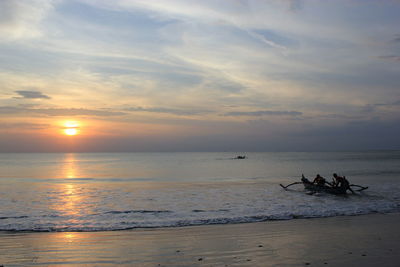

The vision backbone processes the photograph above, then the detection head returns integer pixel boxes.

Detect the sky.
[1,0,400,152]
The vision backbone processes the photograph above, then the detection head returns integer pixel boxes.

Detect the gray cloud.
[391,34,400,43]
[0,106,127,116]
[378,55,400,61]
[363,100,400,112]
[0,106,22,114]
[126,106,210,116]
[14,90,51,99]
[318,113,362,120]
[285,0,303,11]
[1,122,50,129]
[223,110,302,117]
[203,78,245,93]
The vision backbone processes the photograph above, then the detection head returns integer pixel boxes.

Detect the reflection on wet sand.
[1,214,400,266]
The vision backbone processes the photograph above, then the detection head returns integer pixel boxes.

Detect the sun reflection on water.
[64,153,77,179]
[50,153,91,225]
[57,183,83,218]
[63,232,77,242]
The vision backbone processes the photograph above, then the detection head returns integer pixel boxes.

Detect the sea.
[1,151,400,232]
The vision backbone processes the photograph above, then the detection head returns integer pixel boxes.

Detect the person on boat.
[332,173,345,187]
[301,174,310,183]
[332,173,354,193]
[312,174,326,186]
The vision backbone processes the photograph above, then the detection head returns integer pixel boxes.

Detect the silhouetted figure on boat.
[333,173,354,193]
[301,174,309,183]
[332,173,344,186]
[313,174,326,186]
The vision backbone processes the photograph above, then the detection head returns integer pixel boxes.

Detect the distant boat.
[235,155,246,159]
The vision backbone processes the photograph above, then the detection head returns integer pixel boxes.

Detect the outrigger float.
[280,175,368,195]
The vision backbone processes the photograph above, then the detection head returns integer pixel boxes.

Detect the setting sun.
[65,121,79,128]
[63,121,80,136]
[64,128,78,136]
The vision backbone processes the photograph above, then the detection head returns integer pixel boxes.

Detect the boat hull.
[303,182,347,195]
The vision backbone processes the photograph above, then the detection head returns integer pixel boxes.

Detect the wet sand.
[0,213,399,266]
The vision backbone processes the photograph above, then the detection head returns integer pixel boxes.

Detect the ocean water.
[0,151,400,232]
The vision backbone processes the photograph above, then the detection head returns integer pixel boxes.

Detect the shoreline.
[1,212,400,266]
[0,211,397,233]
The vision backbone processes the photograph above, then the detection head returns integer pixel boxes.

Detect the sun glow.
[65,121,79,128]
[63,121,80,136]
[64,128,78,136]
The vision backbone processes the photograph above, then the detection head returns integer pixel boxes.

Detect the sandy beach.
[0,212,399,266]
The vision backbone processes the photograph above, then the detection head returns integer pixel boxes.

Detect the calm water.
[1,152,400,231]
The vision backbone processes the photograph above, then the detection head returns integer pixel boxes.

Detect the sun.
[65,121,79,128]
[63,121,80,136]
[64,128,78,136]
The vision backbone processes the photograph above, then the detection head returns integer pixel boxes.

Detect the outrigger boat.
[280,175,368,195]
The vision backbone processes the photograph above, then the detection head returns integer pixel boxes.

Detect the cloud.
[203,78,245,93]
[14,90,51,99]
[318,113,361,120]
[362,99,400,112]
[249,29,298,49]
[0,106,126,117]
[0,0,56,40]
[126,106,210,116]
[223,110,302,117]
[0,106,23,114]
[391,34,400,43]
[1,122,50,130]
[378,55,400,61]
[282,0,303,12]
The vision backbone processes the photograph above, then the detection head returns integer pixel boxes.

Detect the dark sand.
[0,213,399,266]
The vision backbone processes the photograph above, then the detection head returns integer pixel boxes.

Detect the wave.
[0,215,28,220]
[0,209,399,232]
[192,209,230,213]
[104,210,171,214]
